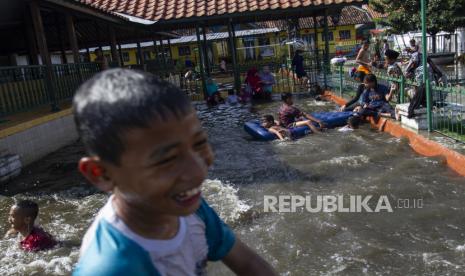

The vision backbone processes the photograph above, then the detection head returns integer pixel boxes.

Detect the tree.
[370,0,465,53]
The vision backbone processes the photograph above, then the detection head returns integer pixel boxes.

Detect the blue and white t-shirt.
[73,196,235,276]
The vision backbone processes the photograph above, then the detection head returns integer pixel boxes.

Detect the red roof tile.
[73,0,364,23]
[362,4,387,19]
[256,5,371,28]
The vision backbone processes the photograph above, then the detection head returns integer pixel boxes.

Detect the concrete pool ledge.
[323,91,465,177]
[0,108,78,166]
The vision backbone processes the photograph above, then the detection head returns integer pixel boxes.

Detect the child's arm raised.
[222,238,277,275]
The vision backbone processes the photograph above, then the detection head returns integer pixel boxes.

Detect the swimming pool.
[1,95,465,275]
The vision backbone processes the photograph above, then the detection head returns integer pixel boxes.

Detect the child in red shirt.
[4,200,57,251]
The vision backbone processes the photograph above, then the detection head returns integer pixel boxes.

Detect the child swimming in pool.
[338,115,362,132]
[72,69,276,275]
[262,115,291,141]
[4,200,57,251]
[278,92,323,133]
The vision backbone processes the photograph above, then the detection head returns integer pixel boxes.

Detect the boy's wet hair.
[281,92,292,102]
[73,69,192,165]
[262,115,274,122]
[348,115,361,129]
[15,200,39,221]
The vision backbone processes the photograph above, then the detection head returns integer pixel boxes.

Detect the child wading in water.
[4,200,57,251]
[72,69,276,275]
[262,115,291,140]
[278,93,323,133]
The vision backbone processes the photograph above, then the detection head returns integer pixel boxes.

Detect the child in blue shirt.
[72,69,276,276]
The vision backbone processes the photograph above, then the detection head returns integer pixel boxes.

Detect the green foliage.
[369,0,465,35]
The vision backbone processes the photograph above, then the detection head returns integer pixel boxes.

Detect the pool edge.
[323,91,465,177]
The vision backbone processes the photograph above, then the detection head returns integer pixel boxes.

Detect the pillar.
[195,26,208,99]
[30,1,59,112]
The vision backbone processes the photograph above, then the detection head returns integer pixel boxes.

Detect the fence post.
[420,0,432,132]
[399,74,405,104]
[338,65,343,97]
[323,51,327,89]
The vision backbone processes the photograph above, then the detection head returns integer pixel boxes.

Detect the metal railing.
[330,64,465,143]
[0,63,100,117]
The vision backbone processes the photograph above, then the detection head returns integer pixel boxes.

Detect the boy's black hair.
[15,200,39,221]
[73,69,192,165]
[363,40,370,45]
[281,92,292,102]
[262,115,274,122]
[228,89,235,95]
[348,115,361,129]
[364,74,378,87]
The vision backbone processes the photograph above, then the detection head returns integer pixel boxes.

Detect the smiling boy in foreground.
[72,69,276,275]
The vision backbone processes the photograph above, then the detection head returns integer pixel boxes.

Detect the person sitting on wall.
[245,68,263,100]
[4,200,57,252]
[339,71,366,112]
[353,74,394,119]
[405,49,422,80]
[259,66,276,100]
[384,49,403,103]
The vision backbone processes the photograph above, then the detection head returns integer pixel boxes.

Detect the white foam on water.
[304,100,331,107]
[201,179,251,224]
[320,155,370,168]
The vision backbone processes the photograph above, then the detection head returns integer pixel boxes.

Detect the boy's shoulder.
[74,198,235,275]
[73,219,158,276]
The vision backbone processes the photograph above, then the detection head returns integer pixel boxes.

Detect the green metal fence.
[430,84,465,142]
[330,64,465,143]
[0,63,100,117]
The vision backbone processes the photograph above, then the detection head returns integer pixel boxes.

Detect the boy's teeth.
[176,187,201,200]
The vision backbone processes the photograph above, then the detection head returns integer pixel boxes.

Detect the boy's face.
[364,80,376,89]
[101,110,213,216]
[8,206,29,232]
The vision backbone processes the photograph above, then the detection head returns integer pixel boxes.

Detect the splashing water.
[202,179,251,224]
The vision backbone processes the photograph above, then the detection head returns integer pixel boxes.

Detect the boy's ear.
[78,157,114,192]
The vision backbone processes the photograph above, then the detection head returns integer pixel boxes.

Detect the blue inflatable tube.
[244,111,352,141]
